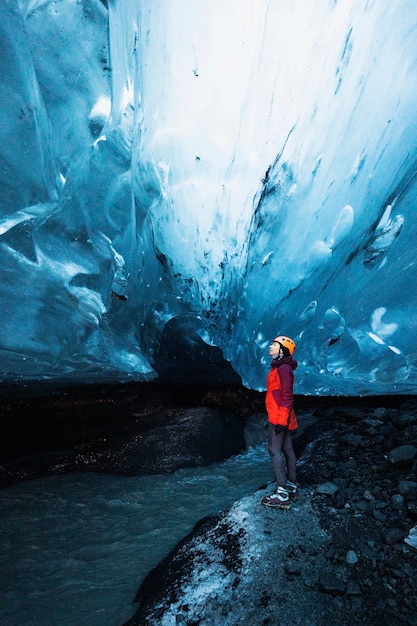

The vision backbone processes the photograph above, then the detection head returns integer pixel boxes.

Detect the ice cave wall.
[1,0,417,395]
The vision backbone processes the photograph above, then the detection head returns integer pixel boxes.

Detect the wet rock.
[388,444,417,466]
[2,402,247,481]
[0,383,255,485]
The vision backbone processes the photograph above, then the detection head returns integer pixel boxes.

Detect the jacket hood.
[272,356,298,370]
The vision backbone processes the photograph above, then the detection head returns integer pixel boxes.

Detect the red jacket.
[265,357,298,430]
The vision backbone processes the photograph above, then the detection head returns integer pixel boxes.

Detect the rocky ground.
[125,398,417,626]
[0,384,416,624]
[296,400,417,625]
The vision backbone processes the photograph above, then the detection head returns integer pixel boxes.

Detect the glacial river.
[0,431,275,626]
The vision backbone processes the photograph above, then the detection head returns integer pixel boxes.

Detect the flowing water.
[0,438,274,626]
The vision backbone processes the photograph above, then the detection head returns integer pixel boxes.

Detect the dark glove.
[274,423,286,435]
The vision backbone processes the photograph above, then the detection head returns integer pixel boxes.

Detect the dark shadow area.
[152,314,243,386]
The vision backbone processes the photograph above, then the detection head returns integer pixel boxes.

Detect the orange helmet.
[274,335,296,356]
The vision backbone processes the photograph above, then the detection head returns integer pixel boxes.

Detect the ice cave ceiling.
[1,0,417,396]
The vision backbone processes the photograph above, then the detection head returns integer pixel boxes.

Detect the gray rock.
[396,413,417,429]
[364,417,384,427]
[347,580,362,595]
[398,480,417,498]
[284,560,301,576]
[319,571,346,595]
[384,528,404,545]
[346,549,359,564]
[126,491,341,625]
[355,500,371,513]
[340,434,363,447]
[391,494,405,510]
[344,458,357,469]
[388,444,417,466]
[302,571,319,588]
[88,406,246,475]
[363,490,375,501]
[316,482,339,495]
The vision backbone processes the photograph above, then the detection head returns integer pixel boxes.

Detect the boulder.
[123,490,353,625]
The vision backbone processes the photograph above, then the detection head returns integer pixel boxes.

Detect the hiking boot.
[286,480,298,498]
[261,486,291,510]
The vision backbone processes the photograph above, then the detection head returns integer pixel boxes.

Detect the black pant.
[267,422,297,487]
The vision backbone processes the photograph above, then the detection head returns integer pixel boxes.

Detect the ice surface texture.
[1,0,417,395]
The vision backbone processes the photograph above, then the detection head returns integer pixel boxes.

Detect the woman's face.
[269,339,282,359]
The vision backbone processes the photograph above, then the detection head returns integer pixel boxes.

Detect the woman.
[261,335,298,509]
